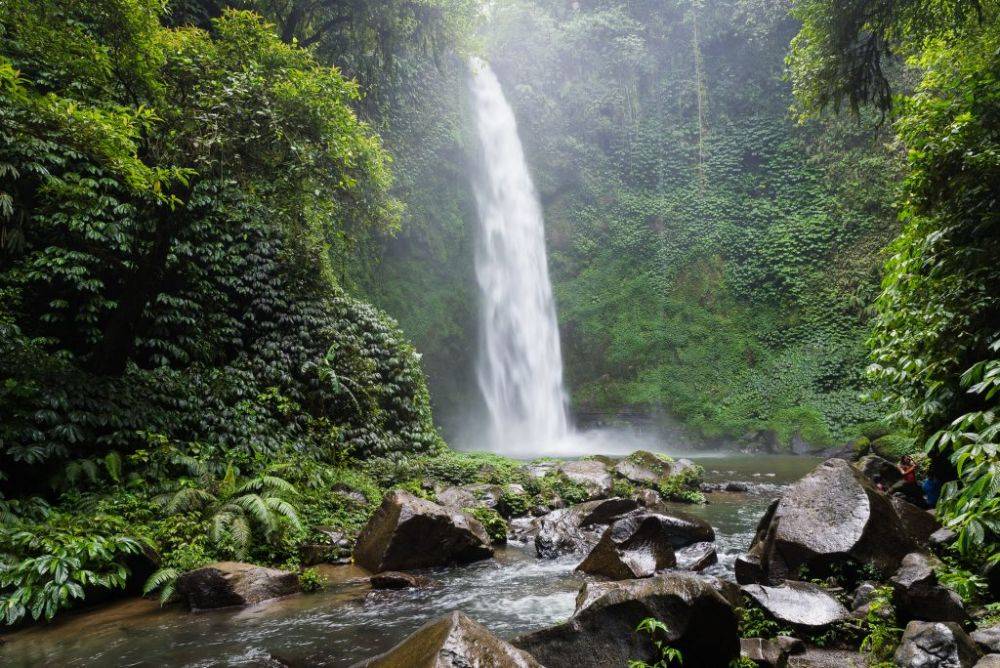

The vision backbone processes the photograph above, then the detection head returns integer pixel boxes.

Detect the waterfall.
[468,58,570,453]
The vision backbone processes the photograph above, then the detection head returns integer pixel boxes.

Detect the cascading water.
[468,58,570,453]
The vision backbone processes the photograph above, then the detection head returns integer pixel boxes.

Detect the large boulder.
[175,562,299,610]
[514,573,739,668]
[369,572,438,590]
[741,581,848,631]
[855,454,903,487]
[614,451,674,486]
[576,514,678,579]
[894,621,982,668]
[353,490,493,571]
[741,459,918,584]
[891,552,968,624]
[559,460,613,498]
[892,497,942,546]
[641,506,716,547]
[351,611,542,668]
[533,498,640,558]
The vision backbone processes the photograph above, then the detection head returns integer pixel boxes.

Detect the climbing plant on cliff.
[792,0,1000,564]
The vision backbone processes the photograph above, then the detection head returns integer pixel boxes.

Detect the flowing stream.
[0,455,820,668]
[469,58,570,454]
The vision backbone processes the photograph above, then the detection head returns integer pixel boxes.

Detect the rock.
[576,514,678,579]
[736,553,766,585]
[703,575,743,609]
[614,450,674,486]
[894,621,982,668]
[351,610,542,668]
[851,581,879,611]
[971,627,1000,654]
[930,527,958,549]
[741,581,849,630]
[741,637,789,667]
[300,528,352,566]
[353,490,493,572]
[369,572,438,590]
[514,573,739,668]
[855,454,903,487]
[640,506,716,547]
[632,488,663,506]
[534,498,640,558]
[787,648,869,667]
[175,562,300,610]
[892,497,942,545]
[891,552,968,624]
[976,656,1000,668]
[559,460,613,498]
[742,459,918,584]
[333,484,369,506]
[777,636,806,656]
[436,483,504,510]
[675,542,718,571]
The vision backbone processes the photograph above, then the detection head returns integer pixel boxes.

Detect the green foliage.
[657,466,706,505]
[935,558,988,602]
[527,472,590,507]
[298,567,327,593]
[629,617,684,668]
[859,586,902,666]
[737,600,792,639]
[0,512,145,624]
[466,507,508,544]
[497,489,532,518]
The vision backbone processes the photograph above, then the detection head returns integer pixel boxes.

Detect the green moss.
[467,506,508,544]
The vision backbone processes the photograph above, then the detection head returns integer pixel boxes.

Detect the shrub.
[497,489,531,518]
[298,567,328,593]
[467,507,508,544]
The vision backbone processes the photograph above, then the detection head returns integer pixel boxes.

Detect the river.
[0,455,819,667]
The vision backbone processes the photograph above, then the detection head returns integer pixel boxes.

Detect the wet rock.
[930,527,958,549]
[351,610,541,668]
[559,460,613,498]
[972,627,1000,654]
[534,498,640,558]
[741,637,789,667]
[632,488,663,506]
[741,581,849,630]
[614,450,674,486]
[977,656,1000,668]
[353,490,493,572]
[369,572,438,590]
[675,542,718,572]
[702,575,743,609]
[742,459,917,584]
[639,506,716,548]
[175,562,299,610]
[514,573,739,668]
[855,454,903,487]
[891,552,968,624]
[894,621,981,668]
[576,514,678,579]
[892,497,942,545]
[736,553,766,585]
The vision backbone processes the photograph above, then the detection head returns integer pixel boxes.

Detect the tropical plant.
[629,617,684,667]
[859,586,902,666]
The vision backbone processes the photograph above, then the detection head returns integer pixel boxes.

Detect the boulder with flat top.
[175,562,300,610]
[353,490,493,572]
[559,460,613,498]
[894,621,981,668]
[351,611,542,667]
[741,580,848,631]
[891,552,968,624]
[740,458,918,584]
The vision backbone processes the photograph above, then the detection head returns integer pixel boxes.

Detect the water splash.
[468,58,570,454]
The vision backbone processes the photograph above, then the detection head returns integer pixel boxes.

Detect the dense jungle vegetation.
[0,0,997,636]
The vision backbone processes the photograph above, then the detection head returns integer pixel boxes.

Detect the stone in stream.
[675,541,718,571]
[894,621,982,668]
[369,571,438,590]
[513,573,739,668]
[558,459,613,498]
[350,611,542,668]
[175,562,300,610]
[739,458,917,585]
[972,626,1000,655]
[890,552,968,625]
[352,490,493,572]
[532,498,640,558]
[639,506,716,548]
[576,514,678,579]
[741,581,849,631]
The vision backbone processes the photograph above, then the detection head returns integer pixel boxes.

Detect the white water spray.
[468,58,570,454]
